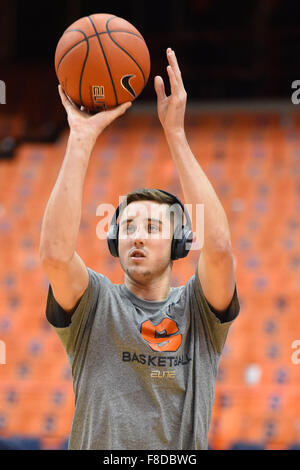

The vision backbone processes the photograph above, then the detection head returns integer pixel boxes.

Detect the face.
[118,200,174,283]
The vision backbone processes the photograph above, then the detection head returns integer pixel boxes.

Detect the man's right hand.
[58,85,132,145]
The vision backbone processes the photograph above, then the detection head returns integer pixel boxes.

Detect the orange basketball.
[55,13,151,112]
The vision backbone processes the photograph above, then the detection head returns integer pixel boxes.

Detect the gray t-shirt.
[45,265,240,450]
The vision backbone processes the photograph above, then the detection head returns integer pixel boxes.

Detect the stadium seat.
[230,441,265,450]
[0,435,41,450]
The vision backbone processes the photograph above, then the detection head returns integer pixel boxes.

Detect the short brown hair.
[120,188,174,210]
[118,188,181,228]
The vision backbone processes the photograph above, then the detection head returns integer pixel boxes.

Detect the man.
[40,48,239,450]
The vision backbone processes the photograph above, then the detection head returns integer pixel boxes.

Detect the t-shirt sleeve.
[187,264,240,354]
[45,267,102,363]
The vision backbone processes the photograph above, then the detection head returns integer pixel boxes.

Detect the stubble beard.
[120,256,171,284]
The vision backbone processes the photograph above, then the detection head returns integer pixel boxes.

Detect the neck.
[123,271,172,302]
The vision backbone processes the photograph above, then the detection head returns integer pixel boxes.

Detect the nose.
[132,224,147,242]
[125,222,150,248]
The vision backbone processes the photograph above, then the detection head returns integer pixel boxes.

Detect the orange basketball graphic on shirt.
[140,318,182,352]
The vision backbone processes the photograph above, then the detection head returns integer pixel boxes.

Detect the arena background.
[0,0,299,450]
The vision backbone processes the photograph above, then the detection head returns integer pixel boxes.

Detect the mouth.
[130,249,146,260]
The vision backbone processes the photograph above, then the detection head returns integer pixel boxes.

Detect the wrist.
[164,128,186,144]
[69,130,97,150]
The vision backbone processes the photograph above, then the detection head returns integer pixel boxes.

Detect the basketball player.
[40,48,239,450]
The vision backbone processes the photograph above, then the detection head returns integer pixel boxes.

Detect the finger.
[103,101,132,123]
[167,48,180,75]
[112,101,132,116]
[66,93,79,109]
[58,85,73,112]
[58,85,80,113]
[166,64,178,96]
[167,48,184,88]
[154,76,167,101]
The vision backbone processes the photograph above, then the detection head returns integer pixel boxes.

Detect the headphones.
[107,189,194,260]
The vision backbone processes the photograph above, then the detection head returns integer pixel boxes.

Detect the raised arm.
[154,49,235,316]
[39,88,131,313]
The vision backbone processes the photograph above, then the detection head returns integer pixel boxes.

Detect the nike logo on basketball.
[121,74,137,98]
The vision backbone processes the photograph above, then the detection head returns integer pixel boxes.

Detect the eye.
[126,224,135,233]
[148,224,159,233]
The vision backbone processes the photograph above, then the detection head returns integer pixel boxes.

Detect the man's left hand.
[154,48,187,136]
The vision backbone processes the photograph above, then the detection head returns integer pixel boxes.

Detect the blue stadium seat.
[288,443,300,450]
[0,435,41,449]
[231,441,265,450]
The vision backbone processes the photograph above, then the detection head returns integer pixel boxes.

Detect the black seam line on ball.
[88,15,118,107]
[106,16,146,84]
[56,30,145,74]
[78,30,89,107]
[55,29,89,108]
[56,29,88,75]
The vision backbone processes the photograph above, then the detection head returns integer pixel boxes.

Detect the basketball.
[54,13,151,112]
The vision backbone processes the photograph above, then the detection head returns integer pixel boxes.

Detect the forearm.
[39,132,95,263]
[165,130,232,254]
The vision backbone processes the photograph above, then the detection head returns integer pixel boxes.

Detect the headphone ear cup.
[171,225,180,260]
[171,225,193,260]
[107,223,119,257]
[183,226,194,257]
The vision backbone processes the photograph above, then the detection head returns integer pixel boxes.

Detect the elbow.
[39,243,73,267]
[204,234,234,262]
